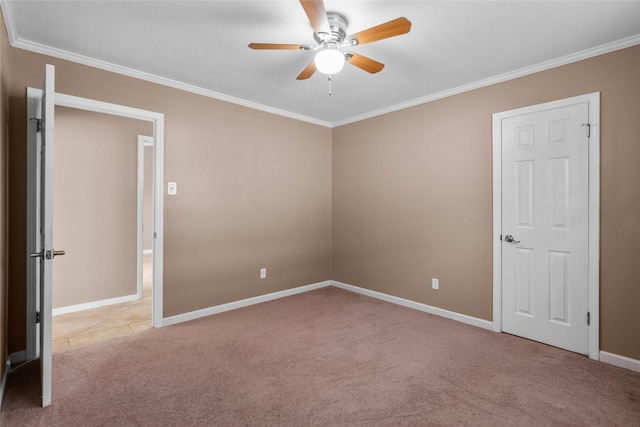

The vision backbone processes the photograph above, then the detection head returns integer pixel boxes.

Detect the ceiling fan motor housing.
[314,12,348,44]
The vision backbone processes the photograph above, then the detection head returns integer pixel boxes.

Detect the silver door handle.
[29,249,66,259]
[504,235,520,244]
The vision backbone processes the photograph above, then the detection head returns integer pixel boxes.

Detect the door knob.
[30,249,66,260]
[504,235,521,244]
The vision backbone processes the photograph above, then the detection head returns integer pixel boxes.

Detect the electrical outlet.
[167,182,177,195]
[260,268,267,279]
[432,278,439,290]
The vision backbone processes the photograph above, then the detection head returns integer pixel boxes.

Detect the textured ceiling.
[2,1,640,127]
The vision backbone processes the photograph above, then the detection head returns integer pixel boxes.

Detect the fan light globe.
[315,46,345,75]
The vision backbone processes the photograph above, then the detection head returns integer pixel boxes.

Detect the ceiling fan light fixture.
[314,43,345,75]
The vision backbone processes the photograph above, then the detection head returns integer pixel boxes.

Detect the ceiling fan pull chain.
[328,76,332,96]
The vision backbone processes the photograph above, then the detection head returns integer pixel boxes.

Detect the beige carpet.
[2,286,639,426]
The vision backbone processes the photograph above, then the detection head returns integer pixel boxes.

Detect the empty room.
[1,1,639,425]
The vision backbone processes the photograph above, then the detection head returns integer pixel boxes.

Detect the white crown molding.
[0,1,17,45]
[3,24,332,128]
[12,38,333,128]
[332,34,640,127]
[2,0,639,129]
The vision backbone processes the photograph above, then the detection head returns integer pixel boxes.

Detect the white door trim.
[492,92,600,360]
[27,90,166,361]
[49,92,164,328]
[137,135,153,300]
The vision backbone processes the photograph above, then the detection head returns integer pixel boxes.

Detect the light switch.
[168,182,177,195]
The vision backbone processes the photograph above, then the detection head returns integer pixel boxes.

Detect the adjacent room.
[50,107,154,351]
[0,1,639,425]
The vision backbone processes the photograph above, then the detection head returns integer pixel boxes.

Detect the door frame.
[137,135,154,300]
[491,92,600,360]
[53,93,165,328]
[26,90,165,359]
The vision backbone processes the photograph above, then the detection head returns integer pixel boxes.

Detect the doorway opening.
[26,88,165,358]
[48,110,154,351]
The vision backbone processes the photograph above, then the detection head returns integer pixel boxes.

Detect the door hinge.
[36,311,41,324]
[587,311,590,326]
[582,123,591,138]
[30,118,42,133]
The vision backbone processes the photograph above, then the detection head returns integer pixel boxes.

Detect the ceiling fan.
[248,0,412,80]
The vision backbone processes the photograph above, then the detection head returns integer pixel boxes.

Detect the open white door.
[26,64,165,407]
[27,64,59,407]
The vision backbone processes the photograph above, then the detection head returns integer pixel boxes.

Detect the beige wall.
[0,8,12,378]
[332,45,640,360]
[53,107,152,308]
[4,36,639,362]
[8,49,332,351]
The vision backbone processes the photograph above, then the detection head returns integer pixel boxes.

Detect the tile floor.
[52,254,153,352]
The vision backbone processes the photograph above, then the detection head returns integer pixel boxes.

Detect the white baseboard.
[331,280,494,331]
[53,293,139,316]
[162,279,494,331]
[600,351,640,373]
[120,279,640,373]
[1,351,28,409]
[9,351,27,366]
[162,280,332,327]
[0,359,10,409]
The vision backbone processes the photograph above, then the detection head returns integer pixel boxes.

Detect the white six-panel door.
[497,98,594,355]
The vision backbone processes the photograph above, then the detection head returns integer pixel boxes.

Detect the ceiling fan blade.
[248,43,308,50]
[299,0,331,36]
[347,17,412,46]
[346,53,385,74]
[296,61,317,80]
